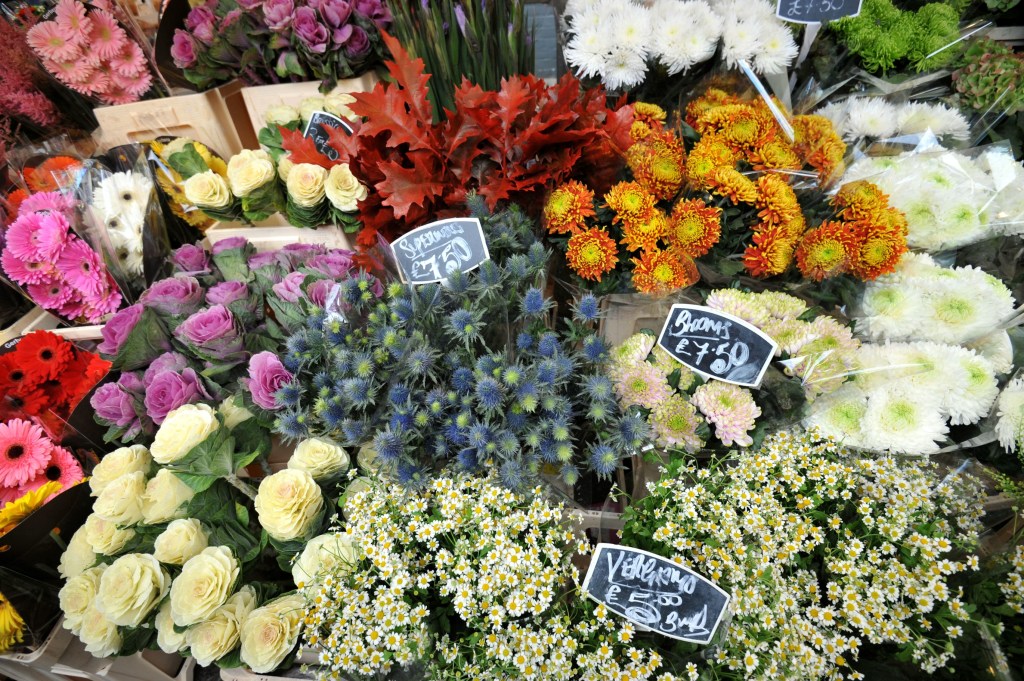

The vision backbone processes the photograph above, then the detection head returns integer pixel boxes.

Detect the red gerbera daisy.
[0,419,52,488]
[16,331,74,383]
[0,355,41,394]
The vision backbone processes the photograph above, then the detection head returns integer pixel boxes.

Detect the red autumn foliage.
[282,33,634,249]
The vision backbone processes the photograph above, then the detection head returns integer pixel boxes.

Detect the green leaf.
[111,307,172,372]
[167,145,212,179]
[186,480,242,526]
[235,502,249,527]
[117,624,156,656]
[168,429,237,491]
[285,197,330,229]
[216,647,244,669]
[232,418,272,468]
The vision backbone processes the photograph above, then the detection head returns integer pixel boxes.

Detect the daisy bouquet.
[0,191,124,324]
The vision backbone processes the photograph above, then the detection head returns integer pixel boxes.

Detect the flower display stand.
[205,221,354,253]
[238,73,379,137]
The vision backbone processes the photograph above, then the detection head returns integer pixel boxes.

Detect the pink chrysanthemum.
[18,192,76,219]
[649,394,705,452]
[89,10,129,60]
[0,419,53,488]
[111,41,146,76]
[4,212,70,261]
[613,361,672,410]
[2,249,54,286]
[27,280,75,309]
[690,381,761,448]
[56,239,106,295]
[56,0,91,35]
[18,446,83,498]
[27,20,83,62]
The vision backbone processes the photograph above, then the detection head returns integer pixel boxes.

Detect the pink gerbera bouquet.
[0,418,84,507]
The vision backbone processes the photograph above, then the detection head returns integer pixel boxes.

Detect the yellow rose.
[90,445,151,496]
[340,476,373,521]
[291,532,359,589]
[93,471,147,526]
[277,155,295,183]
[151,403,220,465]
[59,526,97,579]
[324,163,368,213]
[300,96,327,123]
[183,171,232,208]
[155,600,187,654]
[78,604,121,658]
[239,593,304,673]
[59,564,106,635]
[323,91,356,120]
[154,518,209,566]
[254,469,325,542]
[169,545,239,627]
[219,395,255,430]
[142,469,195,524]
[186,586,257,667]
[264,104,301,127]
[83,514,135,556]
[286,163,328,208]
[288,437,350,482]
[96,553,171,627]
[227,149,276,198]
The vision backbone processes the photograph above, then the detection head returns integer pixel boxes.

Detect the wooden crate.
[205,220,354,253]
[239,74,378,134]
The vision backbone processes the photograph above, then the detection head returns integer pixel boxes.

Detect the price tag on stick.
[582,544,731,644]
[776,0,863,24]
[302,111,353,162]
[390,217,490,285]
[657,304,777,388]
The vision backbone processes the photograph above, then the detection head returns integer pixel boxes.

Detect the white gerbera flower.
[754,21,798,74]
[844,98,899,140]
[92,170,153,227]
[860,383,948,455]
[897,102,970,139]
[995,376,1024,453]
[966,331,1015,375]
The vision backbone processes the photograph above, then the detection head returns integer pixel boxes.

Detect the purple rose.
[207,281,249,306]
[97,304,144,356]
[247,351,293,411]
[264,0,295,32]
[272,272,306,303]
[344,25,370,58]
[306,252,355,278]
[144,352,190,387]
[91,382,137,427]
[171,244,211,276]
[211,237,250,255]
[140,276,204,316]
[171,29,197,69]
[174,305,244,359]
[144,369,212,424]
[293,7,330,54]
[306,279,335,307]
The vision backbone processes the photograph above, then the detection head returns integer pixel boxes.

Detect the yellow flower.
[620,209,668,253]
[633,102,667,129]
[0,481,62,536]
[543,181,595,235]
[604,181,656,225]
[684,134,739,190]
[566,227,618,282]
[627,133,686,201]
[631,248,698,294]
[755,173,802,226]
[707,167,758,205]
[0,589,25,653]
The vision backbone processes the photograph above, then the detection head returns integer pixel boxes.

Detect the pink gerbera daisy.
[41,57,88,87]
[117,69,153,98]
[89,10,129,60]
[100,85,139,106]
[111,41,146,76]
[78,69,111,97]
[57,296,88,322]
[27,20,83,62]
[0,419,53,488]
[2,249,54,286]
[4,212,71,261]
[56,239,106,295]
[18,446,83,498]
[55,0,91,35]
[27,280,75,309]
[81,287,123,322]
[18,192,76,219]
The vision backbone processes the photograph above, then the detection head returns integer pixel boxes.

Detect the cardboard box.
[239,73,378,136]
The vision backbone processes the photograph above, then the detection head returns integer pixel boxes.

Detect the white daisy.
[843,98,899,140]
[995,376,1024,454]
[860,383,948,455]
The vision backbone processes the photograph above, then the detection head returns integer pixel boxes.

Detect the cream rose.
[78,604,122,658]
[142,469,195,525]
[169,545,240,627]
[239,593,305,673]
[184,171,232,208]
[227,149,276,197]
[277,155,295,183]
[96,553,171,627]
[59,564,106,635]
[264,104,301,126]
[286,163,327,208]
[154,518,209,566]
[299,96,327,123]
[324,163,367,213]
[219,396,255,430]
[93,471,147,526]
[340,476,373,521]
[291,532,359,588]
[83,514,135,555]
[288,437,350,482]
[90,445,151,496]
[151,403,220,464]
[323,91,356,120]
[254,469,325,542]
[59,526,97,579]
[186,585,257,667]
[155,600,187,654]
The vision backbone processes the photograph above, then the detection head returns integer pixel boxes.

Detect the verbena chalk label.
[582,544,730,644]
[776,0,862,23]
[657,304,777,388]
[391,218,490,284]
[302,111,353,162]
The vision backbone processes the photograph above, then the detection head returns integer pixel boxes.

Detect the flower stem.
[226,474,258,500]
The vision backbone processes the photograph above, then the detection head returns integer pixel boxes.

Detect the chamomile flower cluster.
[1000,545,1024,616]
[842,147,1024,251]
[299,475,674,681]
[621,428,987,680]
[815,97,970,143]
[562,0,797,91]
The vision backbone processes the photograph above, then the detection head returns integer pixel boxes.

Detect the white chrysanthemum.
[897,102,970,139]
[803,385,867,445]
[966,331,1014,375]
[932,200,989,250]
[844,98,899,140]
[611,1,652,53]
[563,25,612,80]
[946,350,998,426]
[754,21,798,74]
[995,377,1024,453]
[652,1,720,74]
[602,44,648,91]
[849,343,902,393]
[815,100,849,133]
[922,278,1007,344]
[857,283,926,342]
[712,0,774,20]
[719,16,763,68]
[893,251,939,278]
[860,383,948,455]
[888,342,961,409]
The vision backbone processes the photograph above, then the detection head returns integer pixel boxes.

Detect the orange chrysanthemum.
[755,173,801,226]
[543,181,596,235]
[566,227,619,282]
[719,107,774,150]
[627,134,686,201]
[707,167,758,205]
[685,134,741,189]
[748,139,803,171]
[633,102,667,130]
[630,120,654,141]
[792,114,847,184]
[25,156,82,193]
[631,248,698,294]
[621,209,668,252]
[667,199,722,258]
[684,88,740,129]
[743,224,797,278]
[778,213,808,241]
[833,180,890,221]
[795,220,858,281]
[875,207,909,236]
[604,181,656,224]
[845,220,907,280]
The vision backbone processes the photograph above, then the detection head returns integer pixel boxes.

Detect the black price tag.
[391,218,490,285]
[657,304,777,388]
[302,111,353,162]
[775,0,862,24]
[582,544,731,644]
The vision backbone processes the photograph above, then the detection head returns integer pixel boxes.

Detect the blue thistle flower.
[448,308,483,344]
[456,448,479,471]
[324,318,346,345]
[445,270,470,294]
[332,350,352,376]
[538,438,560,463]
[312,371,332,392]
[555,442,573,462]
[475,377,504,412]
[520,287,547,316]
[388,383,411,407]
[467,421,492,450]
[584,374,614,401]
[582,335,608,363]
[396,461,424,487]
[286,333,310,356]
[404,346,437,380]
[306,310,326,330]
[373,429,404,463]
[554,355,575,381]
[351,352,375,378]
[341,377,374,408]
[523,429,543,449]
[444,419,466,446]
[589,443,618,477]
[340,419,367,444]
[506,255,530,279]
[528,243,548,268]
[496,430,519,457]
[549,416,571,442]
[515,332,534,351]
[475,354,500,376]
[560,462,580,486]
[452,367,474,394]
[507,409,527,431]
[588,399,614,423]
[477,260,502,288]
[283,352,302,373]
[573,293,601,323]
[392,297,415,324]
[275,411,309,440]
[432,436,450,460]
[321,401,347,430]
[390,409,415,431]
[498,459,525,491]
[538,332,560,358]
[516,381,539,412]
[617,412,651,449]
[536,360,558,385]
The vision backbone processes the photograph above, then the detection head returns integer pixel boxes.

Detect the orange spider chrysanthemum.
[792,114,847,183]
[755,173,801,226]
[631,248,698,294]
[543,181,596,235]
[633,102,667,130]
[685,134,741,189]
[604,181,656,225]
[743,224,797,278]
[778,212,808,241]
[630,120,655,141]
[667,199,722,258]
[845,221,907,280]
[721,108,774,151]
[832,180,890,221]
[707,167,758,205]
[627,134,686,201]
[566,227,619,282]
[875,207,909,236]
[748,138,803,171]
[795,220,858,281]
[621,209,668,253]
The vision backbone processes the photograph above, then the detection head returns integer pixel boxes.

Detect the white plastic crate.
[0,617,75,681]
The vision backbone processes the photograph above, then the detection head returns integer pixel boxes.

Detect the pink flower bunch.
[0,19,61,128]
[26,0,152,106]
[1,191,123,323]
[0,418,84,507]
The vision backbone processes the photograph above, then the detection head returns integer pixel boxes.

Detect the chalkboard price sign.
[302,111,353,162]
[391,217,490,285]
[582,544,731,644]
[775,0,862,23]
[657,304,777,388]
